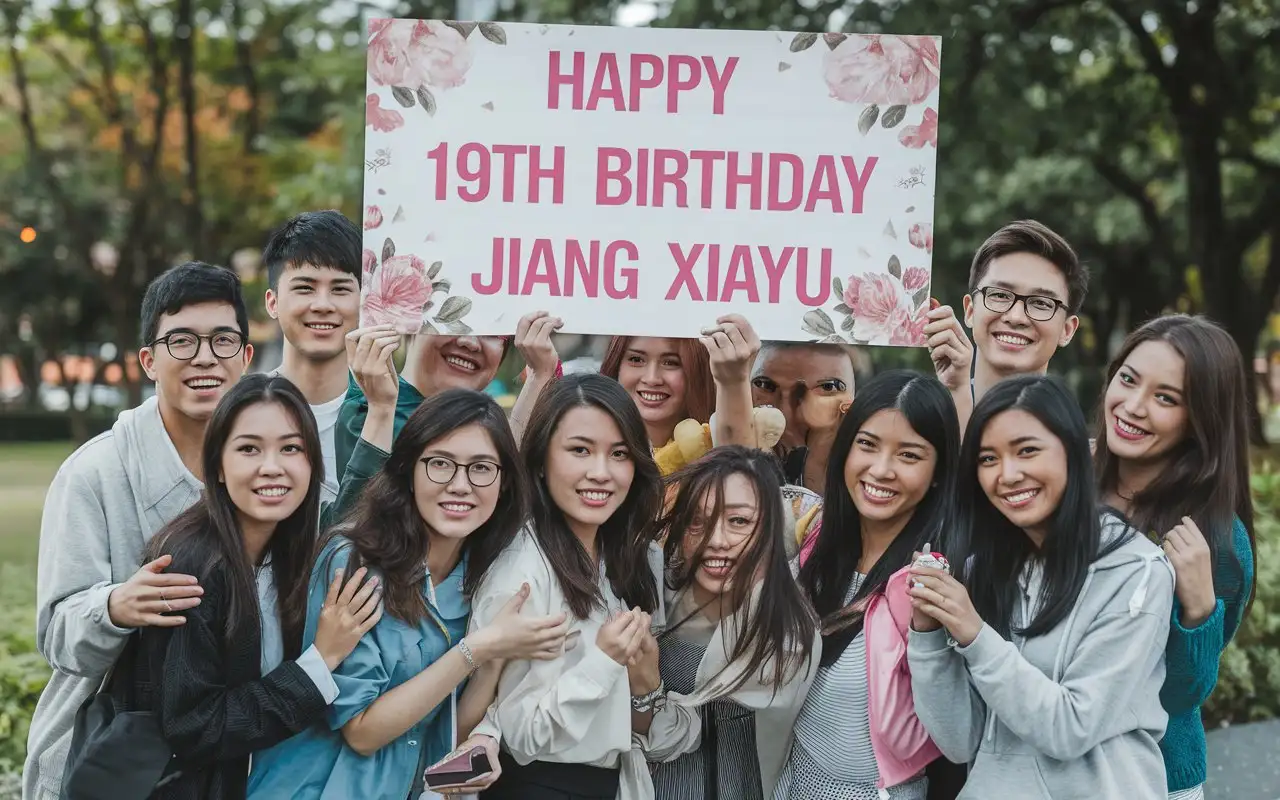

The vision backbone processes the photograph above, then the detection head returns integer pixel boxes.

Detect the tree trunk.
[176,0,203,252]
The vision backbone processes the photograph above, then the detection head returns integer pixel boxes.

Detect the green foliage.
[1203,463,1280,726]
[0,565,42,776]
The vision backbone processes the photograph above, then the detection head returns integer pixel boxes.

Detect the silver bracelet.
[458,638,479,671]
[631,682,666,713]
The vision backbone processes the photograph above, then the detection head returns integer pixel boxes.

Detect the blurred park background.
[1,0,1278,796]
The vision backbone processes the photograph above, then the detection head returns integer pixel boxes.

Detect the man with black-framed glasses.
[961,220,1086,403]
[25,261,252,800]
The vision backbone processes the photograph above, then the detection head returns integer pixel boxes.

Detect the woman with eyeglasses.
[246,388,570,799]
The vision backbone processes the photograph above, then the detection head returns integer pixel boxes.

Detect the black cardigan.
[110,558,328,800]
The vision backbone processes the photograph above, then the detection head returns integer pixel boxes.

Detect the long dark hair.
[957,375,1124,638]
[522,373,661,618]
[145,374,322,657]
[599,335,715,425]
[797,371,959,667]
[315,389,527,625]
[1094,314,1256,612]
[660,446,817,692]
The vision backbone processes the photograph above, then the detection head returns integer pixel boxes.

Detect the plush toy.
[653,405,787,477]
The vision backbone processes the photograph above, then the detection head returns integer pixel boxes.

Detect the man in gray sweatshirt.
[23,262,253,800]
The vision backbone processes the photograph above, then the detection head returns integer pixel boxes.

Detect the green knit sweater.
[1158,517,1254,791]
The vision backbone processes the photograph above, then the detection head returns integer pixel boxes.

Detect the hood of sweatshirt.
[111,395,205,539]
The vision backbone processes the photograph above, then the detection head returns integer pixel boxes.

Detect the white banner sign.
[361,20,941,345]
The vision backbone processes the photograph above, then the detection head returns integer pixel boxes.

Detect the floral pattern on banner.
[364,205,384,230]
[361,236,477,335]
[908,223,933,254]
[366,94,405,132]
[900,107,938,149]
[801,260,931,347]
[365,19,506,120]
[787,33,940,152]
[820,34,940,106]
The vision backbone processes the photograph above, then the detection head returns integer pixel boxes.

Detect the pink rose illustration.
[908,223,933,255]
[888,304,929,346]
[900,107,939,149]
[843,272,909,342]
[366,93,404,132]
[364,205,384,231]
[902,266,930,292]
[367,19,473,90]
[362,249,377,278]
[823,35,940,106]
[363,254,432,330]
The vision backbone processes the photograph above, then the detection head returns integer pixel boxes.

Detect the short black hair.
[140,261,250,345]
[968,220,1089,313]
[262,210,362,290]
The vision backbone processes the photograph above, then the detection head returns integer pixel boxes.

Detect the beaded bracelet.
[458,639,479,672]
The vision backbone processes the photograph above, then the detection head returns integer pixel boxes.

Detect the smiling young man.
[262,210,362,500]
[962,220,1088,402]
[25,261,252,800]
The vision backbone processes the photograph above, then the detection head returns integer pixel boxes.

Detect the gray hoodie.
[908,515,1175,799]
[23,397,203,800]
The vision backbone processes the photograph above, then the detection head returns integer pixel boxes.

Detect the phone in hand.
[423,745,493,790]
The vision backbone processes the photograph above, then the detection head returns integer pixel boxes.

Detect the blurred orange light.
[19,226,36,243]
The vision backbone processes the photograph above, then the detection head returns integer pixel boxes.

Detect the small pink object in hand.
[912,542,950,588]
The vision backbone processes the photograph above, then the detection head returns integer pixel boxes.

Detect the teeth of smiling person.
[186,378,223,389]
[1004,489,1038,504]
[994,333,1032,345]
[255,487,288,497]
[446,356,479,371]
[1116,418,1148,436]
[579,490,611,501]
[862,483,897,498]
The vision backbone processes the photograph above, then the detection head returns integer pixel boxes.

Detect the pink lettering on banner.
[548,51,739,114]
[597,147,631,205]
[663,243,833,306]
[425,143,566,205]
[629,54,664,111]
[768,154,804,212]
[472,238,640,299]
[653,149,689,208]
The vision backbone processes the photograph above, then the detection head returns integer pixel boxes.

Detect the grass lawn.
[0,442,72,571]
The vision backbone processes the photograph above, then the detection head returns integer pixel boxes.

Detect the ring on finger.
[160,590,173,613]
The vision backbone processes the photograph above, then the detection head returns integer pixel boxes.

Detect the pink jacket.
[863,566,943,788]
[798,540,940,789]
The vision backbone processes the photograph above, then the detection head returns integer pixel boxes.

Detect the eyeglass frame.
[971,287,1070,322]
[419,456,503,488]
[147,329,246,361]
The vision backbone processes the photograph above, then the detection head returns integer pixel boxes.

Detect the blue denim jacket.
[247,537,469,800]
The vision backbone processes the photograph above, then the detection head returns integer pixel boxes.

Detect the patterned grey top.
[651,605,763,800]
[773,575,927,800]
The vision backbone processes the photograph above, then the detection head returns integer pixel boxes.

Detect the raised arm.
[703,314,761,448]
[508,311,563,444]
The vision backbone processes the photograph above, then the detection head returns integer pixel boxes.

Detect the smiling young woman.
[641,446,819,800]
[907,376,1174,800]
[1094,315,1257,800]
[73,375,378,800]
[469,373,666,800]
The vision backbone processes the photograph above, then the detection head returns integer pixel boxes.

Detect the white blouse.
[470,527,666,800]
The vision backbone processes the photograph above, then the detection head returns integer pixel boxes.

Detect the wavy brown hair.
[1094,314,1256,612]
[311,389,527,625]
[522,373,662,619]
[599,335,715,425]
